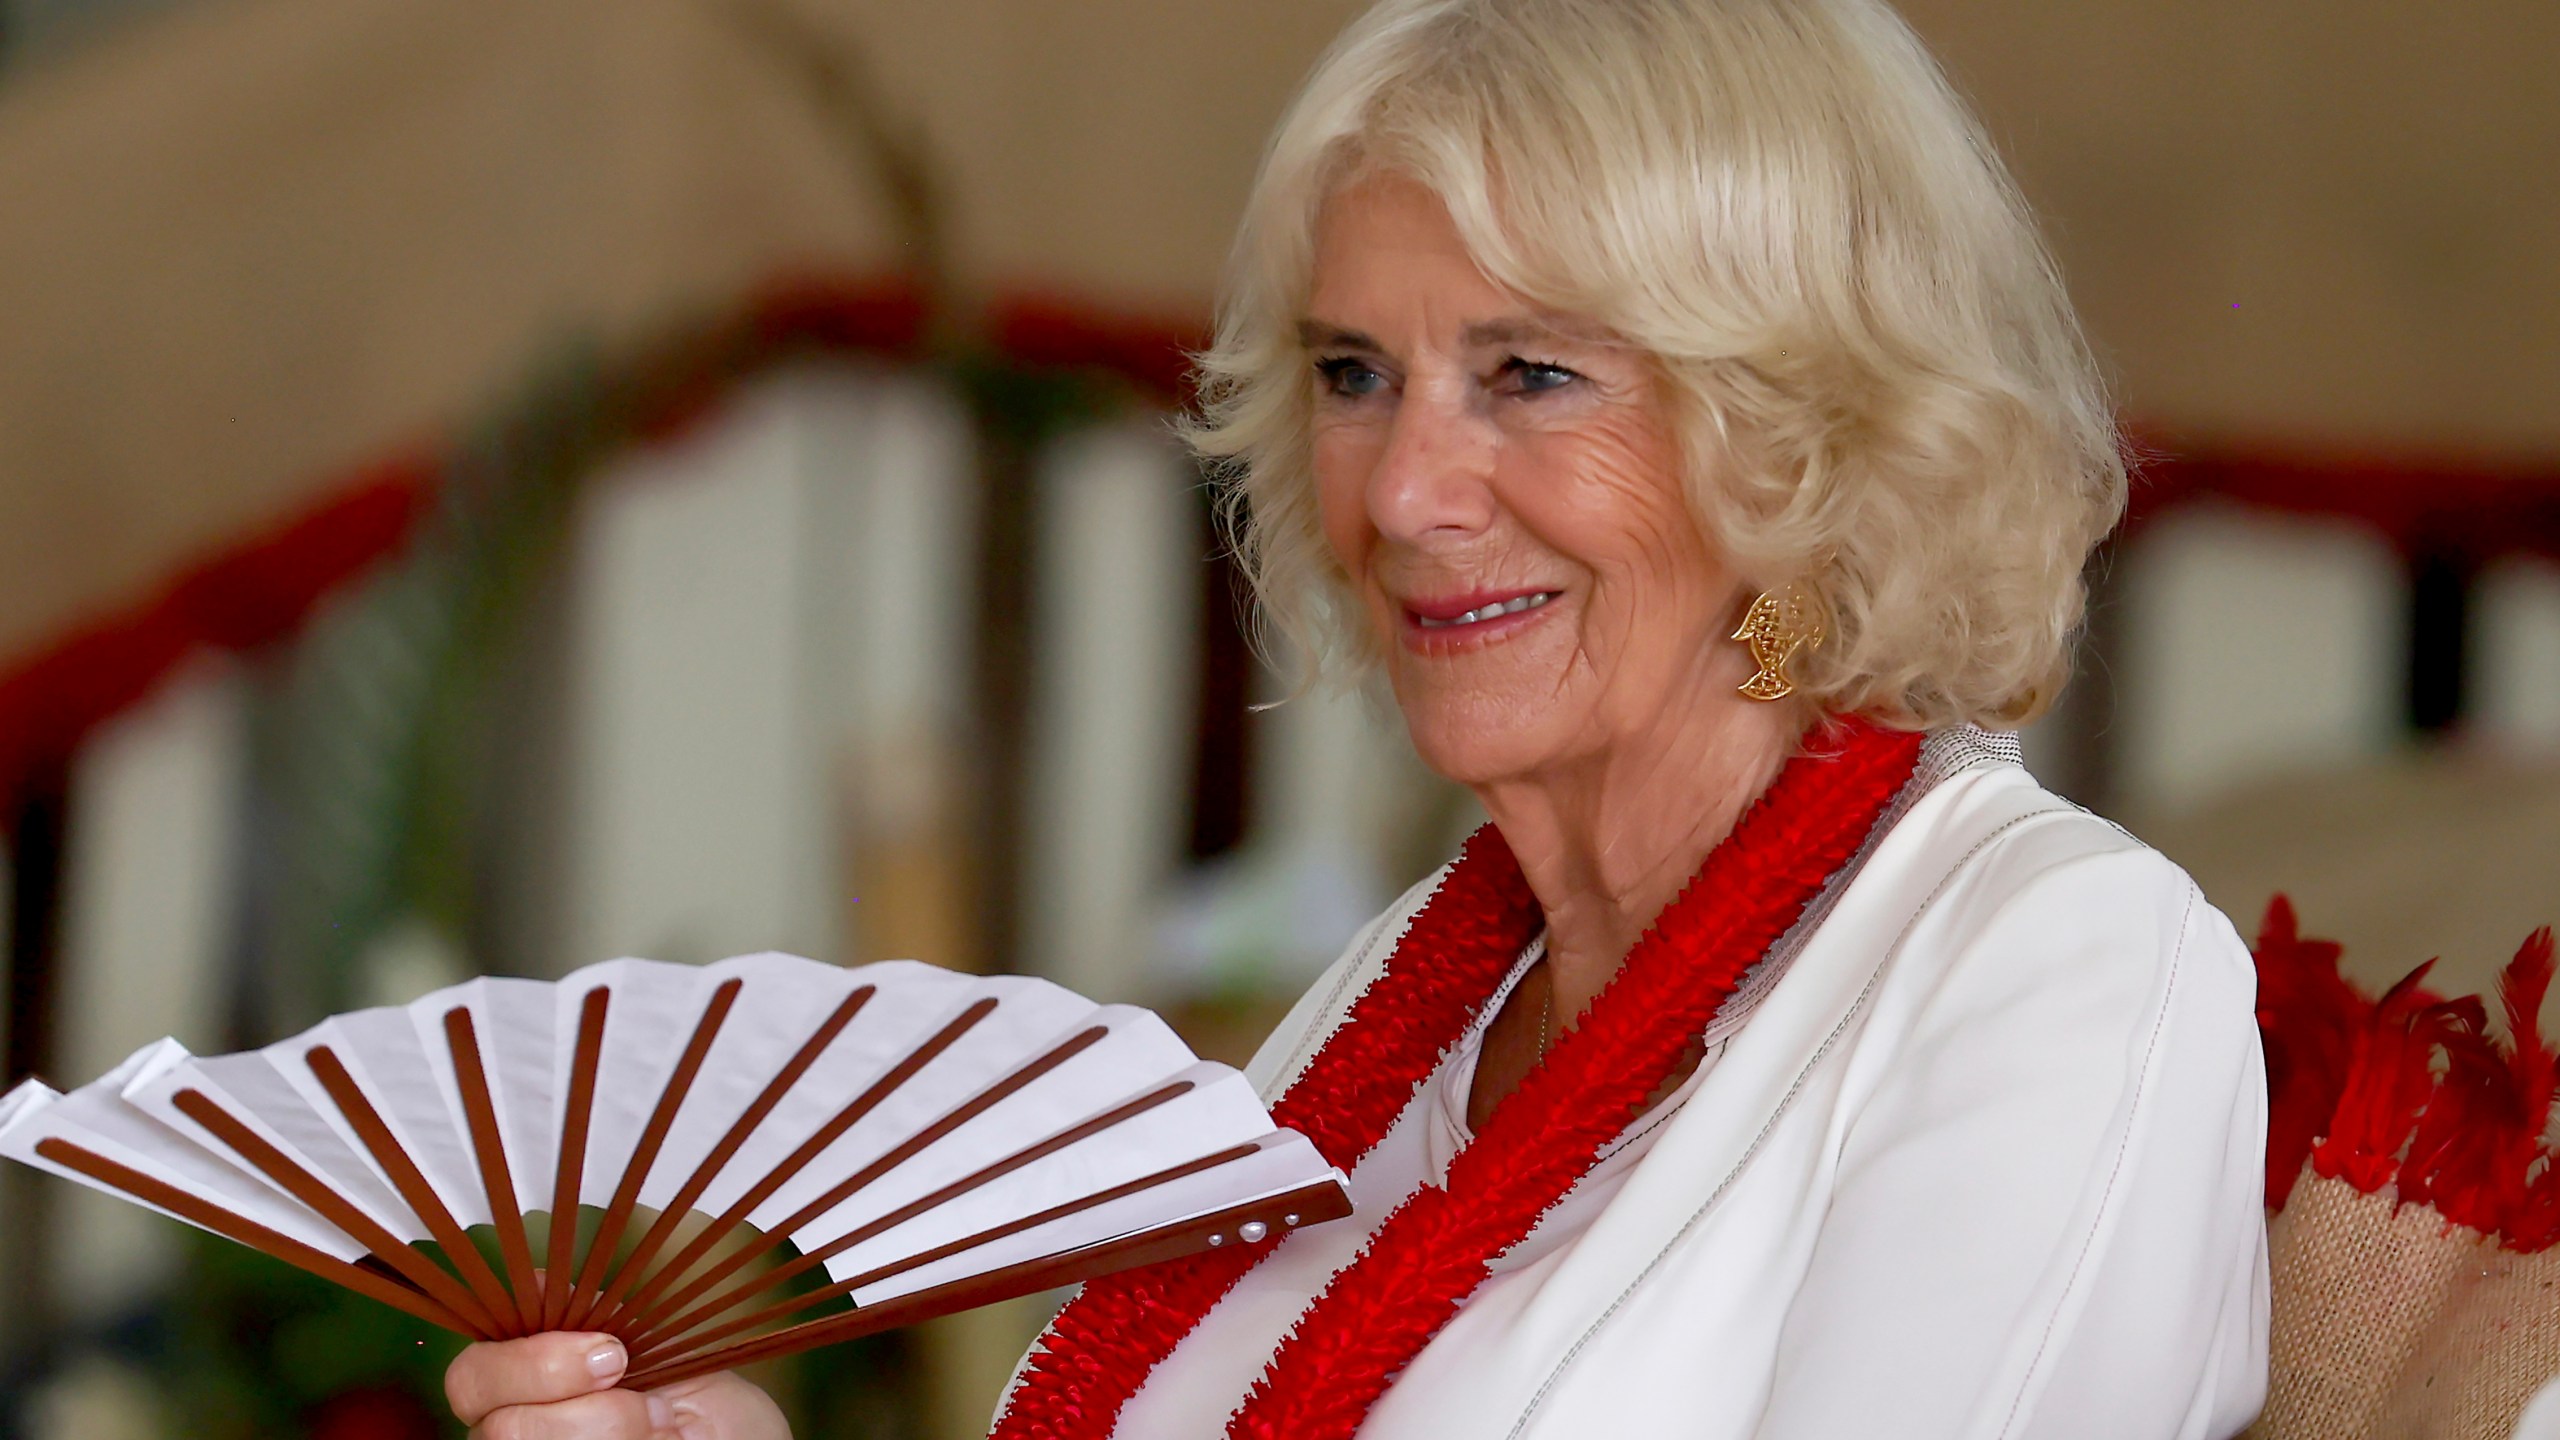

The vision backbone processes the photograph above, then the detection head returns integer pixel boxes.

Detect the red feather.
[2312,961,2454,1192]
[2395,997,2503,1225]
[2250,895,2369,1207]
[2493,929,2558,1241]
[2498,931,2557,1134]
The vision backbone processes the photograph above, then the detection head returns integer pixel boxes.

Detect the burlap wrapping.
[2249,1171,2560,1439]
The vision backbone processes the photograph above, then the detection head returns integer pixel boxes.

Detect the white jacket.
[1046,740,2272,1438]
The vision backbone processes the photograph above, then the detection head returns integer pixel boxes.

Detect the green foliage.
[159,1232,462,1439]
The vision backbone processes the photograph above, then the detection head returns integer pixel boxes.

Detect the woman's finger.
[445,1333,633,1428]
[468,1387,672,1440]
[655,1371,793,1439]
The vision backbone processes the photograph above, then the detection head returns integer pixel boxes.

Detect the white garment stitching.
[1991,885,2196,1440]
[1505,801,2074,1439]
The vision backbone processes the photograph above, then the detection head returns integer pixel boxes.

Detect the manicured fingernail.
[585,1341,627,1381]
[645,1392,677,1429]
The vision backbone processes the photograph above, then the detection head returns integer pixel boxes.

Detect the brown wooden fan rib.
[625,1174,1359,1390]
[30,1136,471,1335]
[541,987,610,1331]
[612,1019,1110,1341]
[629,1072,1197,1356]
[577,983,878,1333]
[558,976,746,1331]
[588,994,1000,1335]
[303,1045,520,1335]
[169,1088,507,1339]
[445,1009,545,1334]
[633,1128,1255,1370]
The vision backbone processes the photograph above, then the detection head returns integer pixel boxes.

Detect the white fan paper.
[0,953,1349,1385]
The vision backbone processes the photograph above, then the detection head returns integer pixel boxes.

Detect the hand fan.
[0,953,1350,1388]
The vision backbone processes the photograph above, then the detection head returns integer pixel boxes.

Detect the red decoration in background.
[305,1384,442,1440]
[985,295,1207,406]
[2254,895,2560,1250]
[630,277,934,447]
[0,464,432,821]
[0,276,931,830]
[744,276,935,357]
[2125,429,2560,565]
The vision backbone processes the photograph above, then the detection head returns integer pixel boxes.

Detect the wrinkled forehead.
[1292,78,1705,354]
[1301,140,1572,327]
[1296,181,1634,361]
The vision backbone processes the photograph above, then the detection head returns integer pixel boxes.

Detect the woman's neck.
[1473,696,1805,1031]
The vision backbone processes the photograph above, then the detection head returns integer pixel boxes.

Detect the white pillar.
[822,373,979,970]
[1019,421,1201,1002]
[2115,505,2401,812]
[2478,557,2560,753]
[1245,677,1449,968]
[49,657,248,1318]
[530,363,980,980]
[556,370,855,970]
[1155,650,1467,1001]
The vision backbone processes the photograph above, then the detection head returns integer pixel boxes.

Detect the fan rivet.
[1207,1232,1224,1246]
[1284,1213,1301,1226]
[1239,1221,1269,1243]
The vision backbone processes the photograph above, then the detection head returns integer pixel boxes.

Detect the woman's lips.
[1398,588,1562,650]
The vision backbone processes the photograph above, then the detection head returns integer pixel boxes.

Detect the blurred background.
[0,0,2551,1435]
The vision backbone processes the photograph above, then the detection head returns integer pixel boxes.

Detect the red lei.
[996,719,1923,1440]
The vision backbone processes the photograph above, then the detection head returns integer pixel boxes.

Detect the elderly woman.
[444,0,2269,1436]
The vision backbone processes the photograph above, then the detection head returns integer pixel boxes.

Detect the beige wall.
[791,0,1369,318]
[1903,0,2560,455]
[2,0,2551,670]
[814,0,2560,453]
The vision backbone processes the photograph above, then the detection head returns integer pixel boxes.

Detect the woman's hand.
[444,1332,790,1440]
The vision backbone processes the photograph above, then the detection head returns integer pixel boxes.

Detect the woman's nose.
[1365,381,1497,545]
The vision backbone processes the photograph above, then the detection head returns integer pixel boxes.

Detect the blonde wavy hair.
[1189,0,2126,729]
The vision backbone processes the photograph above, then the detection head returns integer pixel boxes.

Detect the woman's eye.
[1502,359,1581,395]
[1315,356,1388,398]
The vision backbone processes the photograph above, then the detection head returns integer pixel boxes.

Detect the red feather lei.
[995,719,1923,1440]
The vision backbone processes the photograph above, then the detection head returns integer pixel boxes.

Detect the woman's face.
[1305,173,1753,786]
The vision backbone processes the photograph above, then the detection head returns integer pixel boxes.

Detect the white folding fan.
[0,953,1350,1388]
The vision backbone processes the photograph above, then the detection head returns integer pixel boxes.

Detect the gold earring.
[1732,585,1824,701]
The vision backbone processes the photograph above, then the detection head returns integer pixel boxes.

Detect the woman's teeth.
[1416,592,1558,628]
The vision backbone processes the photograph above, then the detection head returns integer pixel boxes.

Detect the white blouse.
[1113,936,1729,1436]
[1035,733,2271,1439]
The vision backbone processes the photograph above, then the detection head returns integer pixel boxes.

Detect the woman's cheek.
[1512,432,1692,570]
[1309,434,1375,569]
[1518,439,1725,678]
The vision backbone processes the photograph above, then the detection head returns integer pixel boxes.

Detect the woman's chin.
[1398,704,1577,787]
